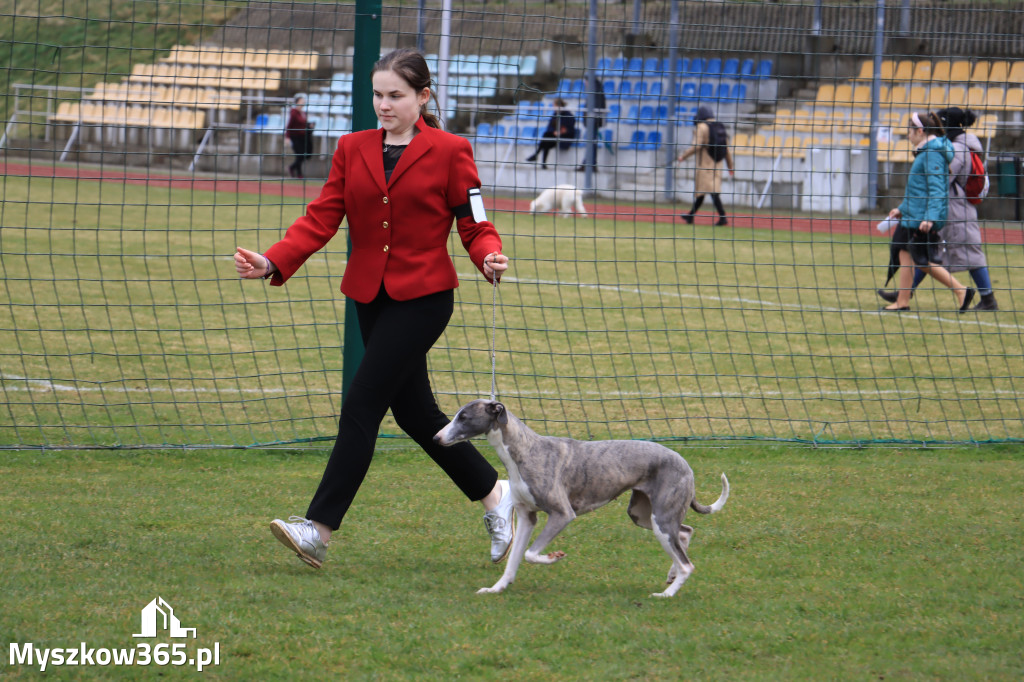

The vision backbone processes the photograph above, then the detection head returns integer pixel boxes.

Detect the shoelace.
[483,512,506,534]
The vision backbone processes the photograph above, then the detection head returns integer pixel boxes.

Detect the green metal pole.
[342,0,382,399]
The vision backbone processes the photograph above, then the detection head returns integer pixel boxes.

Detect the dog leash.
[489,276,498,401]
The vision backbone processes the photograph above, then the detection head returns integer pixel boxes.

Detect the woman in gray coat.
[878,107,998,310]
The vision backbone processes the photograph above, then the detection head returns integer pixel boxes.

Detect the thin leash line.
[490,275,498,401]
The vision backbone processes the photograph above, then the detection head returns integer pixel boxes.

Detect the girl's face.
[373,69,430,137]
[907,124,925,146]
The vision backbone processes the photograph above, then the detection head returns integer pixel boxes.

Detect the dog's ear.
[488,401,508,427]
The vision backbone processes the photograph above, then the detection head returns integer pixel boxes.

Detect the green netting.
[2,0,1023,449]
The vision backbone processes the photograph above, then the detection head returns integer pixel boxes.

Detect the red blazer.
[265,117,502,303]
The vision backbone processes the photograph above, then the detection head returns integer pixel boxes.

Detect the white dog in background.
[529,185,587,217]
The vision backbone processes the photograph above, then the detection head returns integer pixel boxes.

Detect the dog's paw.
[650,591,674,599]
[477,585,505,595]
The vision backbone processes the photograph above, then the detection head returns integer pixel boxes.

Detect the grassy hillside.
[0,0,247,123]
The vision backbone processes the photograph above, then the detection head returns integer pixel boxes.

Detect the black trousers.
[306,287,498,529]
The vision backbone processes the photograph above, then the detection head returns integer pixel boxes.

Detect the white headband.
[911,112,923,129]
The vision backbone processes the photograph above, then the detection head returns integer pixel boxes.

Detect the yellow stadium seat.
[912,61,933,82]
[893,60,915,82]
[1003,87,1024,110]
[907,85,929,109]
[927,85,948,107]
[978,115,998,139]
[731,132,750,152]
[957,85,979,108]
[815,83,835,105]
[931,60,950,83]
[966,61,987,83]
[852,84,873,106]
[888,85,910,108]
[856,59,894,81]
[983,87,1005,110]
[833,84,853,105]
[987,61,1010,84]
[1009,62,1024,85]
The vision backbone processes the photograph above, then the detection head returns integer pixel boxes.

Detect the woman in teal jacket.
[882,111,975,312]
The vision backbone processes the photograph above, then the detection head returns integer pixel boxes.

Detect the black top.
[383,144,407,183]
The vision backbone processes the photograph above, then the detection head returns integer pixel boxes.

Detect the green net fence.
[2,0,1023,449]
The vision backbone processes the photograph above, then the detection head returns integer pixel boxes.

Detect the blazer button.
[383,245,389,252]
[382,196,389,204]
[382,221,389,229]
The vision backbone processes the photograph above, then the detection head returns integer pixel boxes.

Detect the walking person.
[234,48,516,569]
[526,98,576,169]
[576,78,606,173]
[878,107,998,310]
[880,111,974,312]
[285,94,314,179]
[676,106,734,226]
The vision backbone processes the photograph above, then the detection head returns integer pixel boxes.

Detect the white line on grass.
[4,374,1021,400]
[465,272,1023,331]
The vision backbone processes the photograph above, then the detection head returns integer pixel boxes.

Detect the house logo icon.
[133,597,196,639]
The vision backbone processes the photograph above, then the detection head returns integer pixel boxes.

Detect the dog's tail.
[690,473,729,515]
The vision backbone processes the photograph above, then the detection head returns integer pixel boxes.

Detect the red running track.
[3,160,1020,244]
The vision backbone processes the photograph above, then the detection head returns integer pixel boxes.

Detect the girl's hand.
[919,221,933,233]
[483,252,509,282]
[235,247,270,279]
[888,207,901,220]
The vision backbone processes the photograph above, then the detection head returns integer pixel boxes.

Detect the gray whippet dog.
[434,399,729,598]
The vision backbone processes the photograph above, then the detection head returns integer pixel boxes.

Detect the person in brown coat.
[676,106,734,226]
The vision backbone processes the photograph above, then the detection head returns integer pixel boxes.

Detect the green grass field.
[2,171,1024,448]
[2,443,1022,679]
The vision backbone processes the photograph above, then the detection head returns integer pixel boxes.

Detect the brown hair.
[372,48,442,129]
[912,110,944,136]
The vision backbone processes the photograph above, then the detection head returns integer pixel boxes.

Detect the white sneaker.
[483,480,516,563]
[270,516,328,569]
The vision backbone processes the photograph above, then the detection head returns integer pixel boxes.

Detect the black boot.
[972,292,999,311]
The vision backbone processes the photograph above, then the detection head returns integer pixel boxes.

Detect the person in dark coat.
[526,98,576,169]
[576,79,607,172]
[285,94,314,178]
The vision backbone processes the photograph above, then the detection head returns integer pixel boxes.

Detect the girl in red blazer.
[234,49,513,569]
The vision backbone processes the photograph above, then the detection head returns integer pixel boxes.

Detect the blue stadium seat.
[624,104,641,124]
[698,82,715,101]
[740,58,756,80]
[715,83,731,101]
[629,80,647,100]
[643,57,660,74]
[519,55,538,76]
[603,80,617,96]
[597,57,612,76]
[606,103,622,121]
[677,82,698,101]
[732,83,748,102]
[647,81,664,99]
[723,58,740,79]
[609,57,626,76]
[705,58,723,77]
[617,80,633,98]
[623,129,647,149]
[756,59,774,79]
[638,105,656,124]
[626,57,643,76]
[475,122,494,142]
[642,130,662,150]
[571,79,585,95]
[687,58,705,78]
[518,126,538,144]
